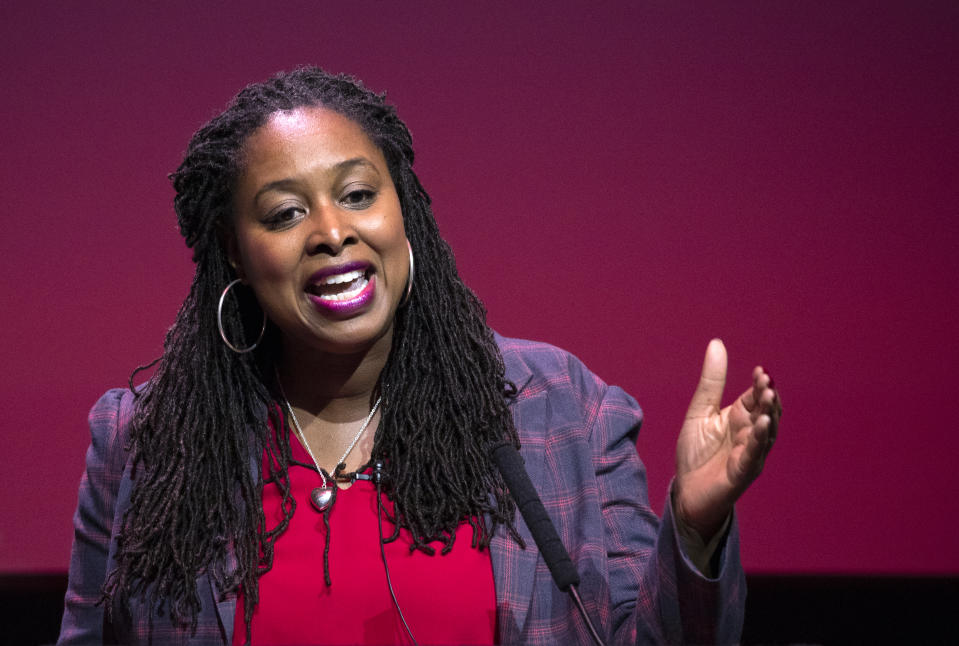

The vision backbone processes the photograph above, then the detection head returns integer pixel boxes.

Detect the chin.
[309,319,395,358]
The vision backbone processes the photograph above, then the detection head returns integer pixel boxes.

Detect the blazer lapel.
[206,442,261,644]
[491,341,546,642]
[490,433,544,642]
[208,574,235,644]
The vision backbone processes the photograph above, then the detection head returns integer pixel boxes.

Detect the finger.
[740,367,769,412]
[759,386,776,414]
[757,383,782,431]
[762,393,780,445]
[749,388,781,447]
[685,339,728,419]
[772,382,783,418]
[736,415,771,481]
[765,372,782,415]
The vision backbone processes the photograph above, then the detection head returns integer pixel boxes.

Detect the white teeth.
[318,275,369,301]
[322,269,363,285]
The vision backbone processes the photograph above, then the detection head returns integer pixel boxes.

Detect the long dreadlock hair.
[102,67,521,636]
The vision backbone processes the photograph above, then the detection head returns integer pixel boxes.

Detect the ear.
[217,220,246,282]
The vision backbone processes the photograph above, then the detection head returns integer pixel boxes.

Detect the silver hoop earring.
[217,279,267,353]
[400,240,414,307]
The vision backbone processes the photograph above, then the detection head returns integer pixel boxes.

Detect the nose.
[305,204,357,256]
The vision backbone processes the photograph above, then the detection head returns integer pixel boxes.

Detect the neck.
[275,332,391,423]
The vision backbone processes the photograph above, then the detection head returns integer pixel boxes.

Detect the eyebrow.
[253,157,380,202]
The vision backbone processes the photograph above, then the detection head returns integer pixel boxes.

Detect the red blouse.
[233,430,497,645]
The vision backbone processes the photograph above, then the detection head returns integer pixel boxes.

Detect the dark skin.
[226,107,409,481]
[674,339,782,539]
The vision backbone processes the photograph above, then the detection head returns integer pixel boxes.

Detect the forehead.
[238,106,384,177]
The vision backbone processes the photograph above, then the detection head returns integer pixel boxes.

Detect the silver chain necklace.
[275,369,382,512]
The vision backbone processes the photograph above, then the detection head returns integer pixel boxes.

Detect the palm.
[673,340,780,539]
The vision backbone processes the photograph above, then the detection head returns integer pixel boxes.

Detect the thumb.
[685,339,728,419]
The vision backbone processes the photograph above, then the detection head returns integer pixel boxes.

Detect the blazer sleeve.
[591,383,746,645]
[58,389,133,645]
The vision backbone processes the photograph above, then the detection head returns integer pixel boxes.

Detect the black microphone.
[491,442,580,591]
[353,460,390,485]
[371,459,389,485]
[491,442,605,646]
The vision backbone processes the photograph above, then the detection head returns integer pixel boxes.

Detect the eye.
[341,188,376,209]
[263,205,306,230]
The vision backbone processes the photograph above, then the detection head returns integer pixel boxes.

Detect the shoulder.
[86,388,138,471]
[494,332,604,395]
[494,332,633,430]
[494,332,642,438]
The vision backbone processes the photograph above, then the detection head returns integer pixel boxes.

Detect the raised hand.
[673,339,781,540]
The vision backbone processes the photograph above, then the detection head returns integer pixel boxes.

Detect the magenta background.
[1,1,956,575]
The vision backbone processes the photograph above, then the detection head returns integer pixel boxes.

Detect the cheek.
[378,196,406,245]
[382,214,408,266]
[377,215,407,246]
[239,235,300,283]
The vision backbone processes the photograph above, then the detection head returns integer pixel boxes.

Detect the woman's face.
[227,106,408,357]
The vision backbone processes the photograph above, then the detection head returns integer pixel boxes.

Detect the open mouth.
[306,268,372,302]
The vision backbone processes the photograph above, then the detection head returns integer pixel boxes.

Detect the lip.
[309,261,371,283]
[305,261,376,317]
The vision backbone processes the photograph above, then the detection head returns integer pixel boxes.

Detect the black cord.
[375,463,418,645]
[569,584,605,646]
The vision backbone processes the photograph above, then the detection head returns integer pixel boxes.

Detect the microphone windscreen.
[492,442,580,592]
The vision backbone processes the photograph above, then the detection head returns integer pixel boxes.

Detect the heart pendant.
[310,486,333,512]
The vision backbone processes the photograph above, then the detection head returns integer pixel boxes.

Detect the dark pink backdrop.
[2,1,956,574]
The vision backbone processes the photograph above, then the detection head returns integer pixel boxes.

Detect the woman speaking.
[58,67,781,645]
